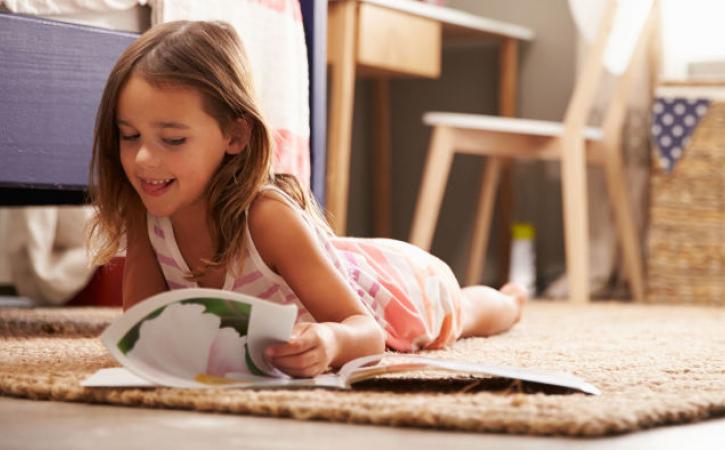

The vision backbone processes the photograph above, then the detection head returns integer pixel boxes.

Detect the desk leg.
[498,38,519,117]
[467,38,518,285]
[495,38,519,285]
[373,79,391,238]
[326,0,357,235]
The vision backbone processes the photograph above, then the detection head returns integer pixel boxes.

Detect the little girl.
[88,20,526,378]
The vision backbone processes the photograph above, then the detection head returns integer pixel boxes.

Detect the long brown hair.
[88,20,330,276]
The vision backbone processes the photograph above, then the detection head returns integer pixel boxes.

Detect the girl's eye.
[120,134,140,141]
[163,137,187,146]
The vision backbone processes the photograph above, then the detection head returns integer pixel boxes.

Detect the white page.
[82,366,347,389]
[88,288,297,388]
[339,354,601,396]
[81,368,154,388]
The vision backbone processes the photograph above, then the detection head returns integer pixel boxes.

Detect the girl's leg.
[460,283,528,337]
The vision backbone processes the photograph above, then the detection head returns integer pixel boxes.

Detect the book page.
[82,367,154,388]
[92,288,297,388]
[339,354,601,396]
[82,366,348,389]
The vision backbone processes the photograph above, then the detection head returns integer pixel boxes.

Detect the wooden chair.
[409,0,657,303]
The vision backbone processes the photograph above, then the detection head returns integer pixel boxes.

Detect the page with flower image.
[83,288,298,388]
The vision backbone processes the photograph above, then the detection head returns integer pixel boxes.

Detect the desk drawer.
[356,3,441,78]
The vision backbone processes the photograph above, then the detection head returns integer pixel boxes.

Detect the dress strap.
[257,184,298,206]
[244,184,331,245]
[247,184,307,219]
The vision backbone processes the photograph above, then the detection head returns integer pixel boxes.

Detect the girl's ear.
[225,117,252,155]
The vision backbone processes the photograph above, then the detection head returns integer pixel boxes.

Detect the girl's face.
[117,74,239,220]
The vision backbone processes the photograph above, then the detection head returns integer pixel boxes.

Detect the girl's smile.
[139,177,176,197]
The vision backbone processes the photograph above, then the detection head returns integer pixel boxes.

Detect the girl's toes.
[501,282,529,310]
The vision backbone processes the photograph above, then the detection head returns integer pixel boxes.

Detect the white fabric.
[147,0,311,186]
[1,0,139,14]
[5,207,95,305]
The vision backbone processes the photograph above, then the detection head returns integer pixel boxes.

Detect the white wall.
[660,0,725,78]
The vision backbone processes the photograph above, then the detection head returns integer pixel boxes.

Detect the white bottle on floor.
[509,223,536,296]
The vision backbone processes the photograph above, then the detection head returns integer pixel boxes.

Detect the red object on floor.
[66,257,125,307]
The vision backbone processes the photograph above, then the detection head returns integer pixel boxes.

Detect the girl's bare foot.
[500,282,528,323]
[459,283,528,337]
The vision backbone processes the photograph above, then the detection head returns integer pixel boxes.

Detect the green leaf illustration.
[116,297,252,355]
[181,297,251,336]
[117,306,165,355]
[244,342,265,376]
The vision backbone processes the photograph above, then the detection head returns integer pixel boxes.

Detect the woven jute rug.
[1,302,724,437]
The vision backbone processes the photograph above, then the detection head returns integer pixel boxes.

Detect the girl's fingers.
[264,323,333,377]
[266,340,308,358]
[273,354,327,378]
[266,326,317,358]
[269,345,321,371]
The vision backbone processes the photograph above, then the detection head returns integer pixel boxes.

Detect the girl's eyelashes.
[120,133,140,141]
[163,137,187,146]
[117,132,186,146]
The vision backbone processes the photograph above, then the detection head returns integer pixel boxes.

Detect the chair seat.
[423,112,604,141]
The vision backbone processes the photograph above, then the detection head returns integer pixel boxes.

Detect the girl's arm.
[122,216,168,310]
[248,192,386,377]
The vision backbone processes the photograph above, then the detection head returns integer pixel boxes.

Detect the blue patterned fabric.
[651,97,710,171]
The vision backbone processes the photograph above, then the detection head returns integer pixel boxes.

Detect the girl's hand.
[265,322,338,378]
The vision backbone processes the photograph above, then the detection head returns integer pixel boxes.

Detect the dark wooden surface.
[0,13,137,204]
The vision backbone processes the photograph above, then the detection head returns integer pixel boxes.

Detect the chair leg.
[409,126,455,251]
[560,136,591,303]
[465,157,503,286]
[602,144,646,301]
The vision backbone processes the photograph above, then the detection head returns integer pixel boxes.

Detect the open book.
[82,288,600,395]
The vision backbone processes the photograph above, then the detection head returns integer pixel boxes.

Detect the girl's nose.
[135,144,160,168]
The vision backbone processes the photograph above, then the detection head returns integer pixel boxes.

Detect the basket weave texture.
[647,102,725,305]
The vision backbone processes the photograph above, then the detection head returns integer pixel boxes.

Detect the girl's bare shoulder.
[247,189,297,230]
[247,188,314,265]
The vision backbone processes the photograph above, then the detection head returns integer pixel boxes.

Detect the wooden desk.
[326,0,534,236]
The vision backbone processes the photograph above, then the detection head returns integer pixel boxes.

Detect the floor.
[1,396,724,450]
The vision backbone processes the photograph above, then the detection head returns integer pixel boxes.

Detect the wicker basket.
[646,97,725,305]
